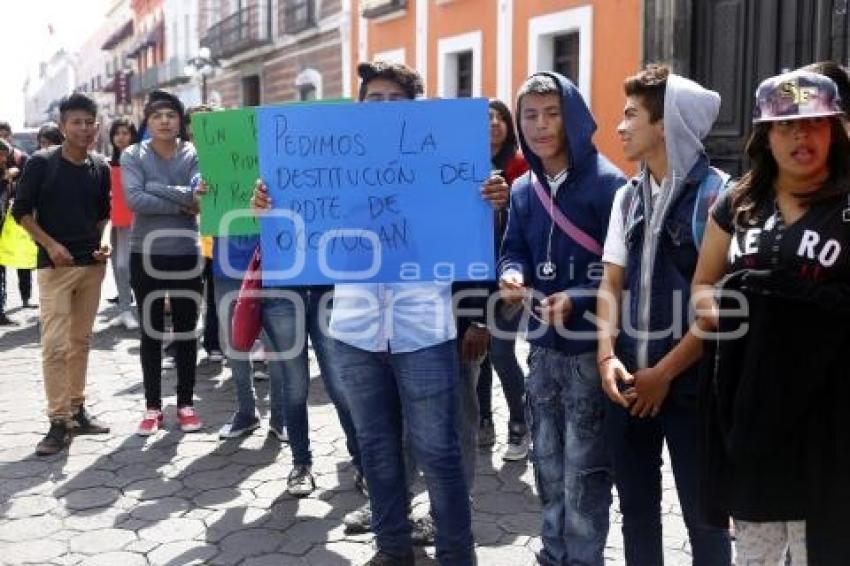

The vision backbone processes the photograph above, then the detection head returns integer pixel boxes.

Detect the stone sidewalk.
[0,271,694,565]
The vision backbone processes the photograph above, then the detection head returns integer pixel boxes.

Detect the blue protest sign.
[256,98,494,285]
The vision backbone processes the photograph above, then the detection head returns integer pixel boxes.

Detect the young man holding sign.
[253,61,508,566]
[499,73,625,565]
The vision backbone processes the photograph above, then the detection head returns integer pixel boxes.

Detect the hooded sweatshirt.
[499,72,625,355]
[607,75,721,379]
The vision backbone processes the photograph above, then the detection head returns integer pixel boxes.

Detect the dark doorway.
[242,74,261,107]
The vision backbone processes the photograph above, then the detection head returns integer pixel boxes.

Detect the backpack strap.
[41,146,63,196]
[87,151,107,191]
[692,167,732,249]
[620,177,642,233]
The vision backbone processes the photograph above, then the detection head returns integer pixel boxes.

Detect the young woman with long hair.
[693,70,850,565]
[473,99,530,461]
[108,117,139,329]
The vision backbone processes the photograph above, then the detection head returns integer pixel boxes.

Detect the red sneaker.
[137,409,163,436]
[177,406,203,432]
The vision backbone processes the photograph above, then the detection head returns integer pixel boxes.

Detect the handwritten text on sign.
[256,98,494,285]
[192,108,260,236]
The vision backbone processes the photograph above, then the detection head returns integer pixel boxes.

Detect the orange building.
[350,0,641,171]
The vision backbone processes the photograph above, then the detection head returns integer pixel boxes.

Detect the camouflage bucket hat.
[753,70,844,123]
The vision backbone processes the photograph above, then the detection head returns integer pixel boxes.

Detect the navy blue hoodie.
[499,72,625,355]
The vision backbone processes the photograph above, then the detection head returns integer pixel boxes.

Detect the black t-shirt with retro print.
[712,189,850,299]
[703,189,850,524]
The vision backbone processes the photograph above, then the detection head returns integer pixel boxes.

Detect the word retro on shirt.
[729,222,846,282]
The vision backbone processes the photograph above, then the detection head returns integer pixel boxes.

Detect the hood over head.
[662,74,721,184]
[516,72,598,186]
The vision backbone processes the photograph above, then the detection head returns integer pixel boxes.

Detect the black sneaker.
[0,313,18,326]
[366,550,415,566]
[410,514,435,546]
[72,406,110,435]
[36,421,70,456]
[343,502,372,534]
[478,417,495,447]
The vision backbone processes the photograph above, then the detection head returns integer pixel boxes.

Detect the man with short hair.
[253,61,503,566]
[597,64,732,565]
[499,72,625,565]
[12,94,112,456]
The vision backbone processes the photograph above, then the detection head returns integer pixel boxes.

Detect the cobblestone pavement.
[0,272,694,565]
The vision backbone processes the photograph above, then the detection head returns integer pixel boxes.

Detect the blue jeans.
[213,277,284,431]
[605,389,732,565]
[261,287,360,470]
[527,347,612,566]
[404,356,479,493]
[335,339,474,565]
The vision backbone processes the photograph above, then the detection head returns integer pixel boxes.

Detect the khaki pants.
[38,264,105,422]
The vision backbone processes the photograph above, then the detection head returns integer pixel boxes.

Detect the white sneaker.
[502,424,530,462]
[120,311,139,330]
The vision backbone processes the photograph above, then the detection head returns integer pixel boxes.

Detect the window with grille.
[553,32,579,84]
[284,0,316,34]
[455,51,473,98]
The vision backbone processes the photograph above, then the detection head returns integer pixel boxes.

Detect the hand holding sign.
[256,98,494,285]
[191,108,261,236]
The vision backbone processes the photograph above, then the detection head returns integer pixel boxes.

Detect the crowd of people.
[1,56,849,566]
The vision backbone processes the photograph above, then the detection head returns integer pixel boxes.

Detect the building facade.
[22,50,77,128]
[127,0,167,116]
[100,0,137,124]
[351,0,642,171]
[199,0,348,108]
[163,0,202,107]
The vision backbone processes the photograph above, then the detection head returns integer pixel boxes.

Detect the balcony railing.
[201,4,271,60]
[159,56,190,86]
[361,0,407,19]
[283,0,316,34]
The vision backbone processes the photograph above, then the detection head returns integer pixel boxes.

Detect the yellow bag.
[0,212,38,269]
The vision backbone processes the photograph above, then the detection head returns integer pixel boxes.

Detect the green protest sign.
[193,108,260,236]
[193,99,352,236]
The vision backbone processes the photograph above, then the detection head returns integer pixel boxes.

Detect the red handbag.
[231,245,263,352]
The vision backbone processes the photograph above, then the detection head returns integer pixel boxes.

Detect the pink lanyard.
[530,172,603,257]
